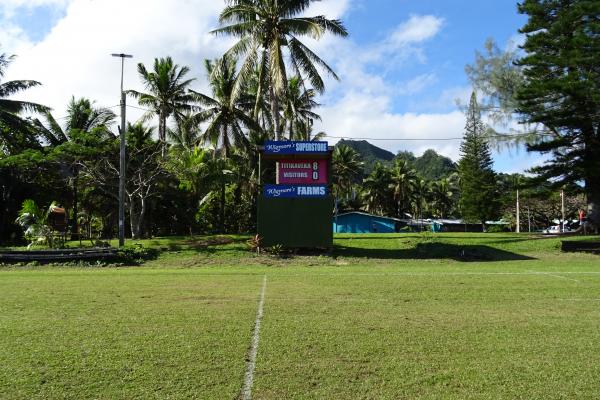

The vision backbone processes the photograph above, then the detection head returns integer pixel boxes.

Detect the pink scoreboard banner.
[277,159,328,184]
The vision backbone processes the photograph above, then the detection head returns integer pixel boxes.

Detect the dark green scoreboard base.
[257,196,333,248]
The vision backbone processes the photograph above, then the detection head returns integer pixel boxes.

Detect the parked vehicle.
[542,225,572,234]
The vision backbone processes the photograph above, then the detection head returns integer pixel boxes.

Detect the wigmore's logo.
[265,142,295,153]
[265,187,295,197]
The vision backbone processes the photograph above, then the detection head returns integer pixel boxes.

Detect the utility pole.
[112,53,133,247]
[516,189,520,233]
[561,189,565,233]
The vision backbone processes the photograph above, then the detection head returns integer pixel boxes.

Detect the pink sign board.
[277,159,328,184]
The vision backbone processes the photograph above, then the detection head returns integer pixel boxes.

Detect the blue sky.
[1,0,544,173]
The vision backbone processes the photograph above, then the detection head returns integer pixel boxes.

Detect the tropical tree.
[212,0,348,139]
[127,57,196,146]
[33,97,115,236]
[191,55,259,158]
[168,111,202,150]
[282,76,321,140]
[430,178,455,219]
[363,162,392,216]
[410,178,430,225]
[389,158,417,218]
[332,145,363,200]
[0,51,49,153]
[458,92,499,228]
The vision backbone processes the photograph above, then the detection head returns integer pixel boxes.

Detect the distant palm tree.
[213,0,348,139]
[389,159,417,218]
[363,162,392,216]
[332,145,363,200]
[282,76,321,140]
[431,178,455,219]
[0,51,49,152]
[191,55,259,158]
[411,178,430,226]
[127,57,195,146]
[168,111,202,150]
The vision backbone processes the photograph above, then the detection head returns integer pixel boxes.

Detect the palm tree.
[282,76,321,140]
[33,97,115,237]
[332,145,363,200]
[212,0,348,139]
[363,162,392,216]
[191,55,259,158]
[168,111,203,150]
[0,51,49,152]
[430,178,455,219]
[411,178,431,228]
[389,158,417,218]
[127,57,195,147]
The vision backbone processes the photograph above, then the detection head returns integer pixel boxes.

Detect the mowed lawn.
[1,233,600,399]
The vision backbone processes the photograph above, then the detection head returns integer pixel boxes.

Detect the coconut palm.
[332,145,363,199]
[389,158,417,218]
[127,57,196,146]
[431,178,455,219]
[213,0,348,139]
[168,111,203,150]
[282,76,321,140]
[191,55,259,158]
[0,51,49,152]
[411,178,431,227]
[363,162,393,216]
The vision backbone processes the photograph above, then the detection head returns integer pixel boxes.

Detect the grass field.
[1,233,600,399]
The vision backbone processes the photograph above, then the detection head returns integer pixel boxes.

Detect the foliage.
[517,0,600,229]
[458,92,499,226]
[127,57,196,145]
[465,1,600,228]
[213,0,348,138]
[332,145,363,200]
[15,199,60,248]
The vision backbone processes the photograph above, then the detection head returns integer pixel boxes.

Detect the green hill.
[336,139,395,174]
[397,149,457,180]
[335,140,456,180]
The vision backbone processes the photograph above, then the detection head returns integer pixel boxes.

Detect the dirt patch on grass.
[185,236,236,249]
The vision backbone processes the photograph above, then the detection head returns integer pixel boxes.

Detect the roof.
[334,211,406,222]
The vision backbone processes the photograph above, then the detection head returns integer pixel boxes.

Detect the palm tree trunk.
[159,113,167,156]
[71,165,79,239]
[270,85,280,140]
[253,50,267,121]
[220,180,226,233]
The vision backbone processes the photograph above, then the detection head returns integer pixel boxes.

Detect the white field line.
[252,271,600,278]
[558,298,600,301]
[240,275,267,400]
[175,271,600,278]
[526,270,582,283]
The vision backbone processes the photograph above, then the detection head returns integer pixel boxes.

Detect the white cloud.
[390,15,444,46]
[4,0,233,121]
[318,90,465,160]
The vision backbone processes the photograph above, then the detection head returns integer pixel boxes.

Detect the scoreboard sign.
[277,159,328,184]
[258,141,332,248]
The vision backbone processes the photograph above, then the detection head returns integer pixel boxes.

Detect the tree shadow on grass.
[334,242,536,262]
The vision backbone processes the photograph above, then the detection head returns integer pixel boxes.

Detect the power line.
[126,104,152,112]
[45,104,121,121]
[323,132,554,141]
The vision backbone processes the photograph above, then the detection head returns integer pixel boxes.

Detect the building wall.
[333,214,396,233]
